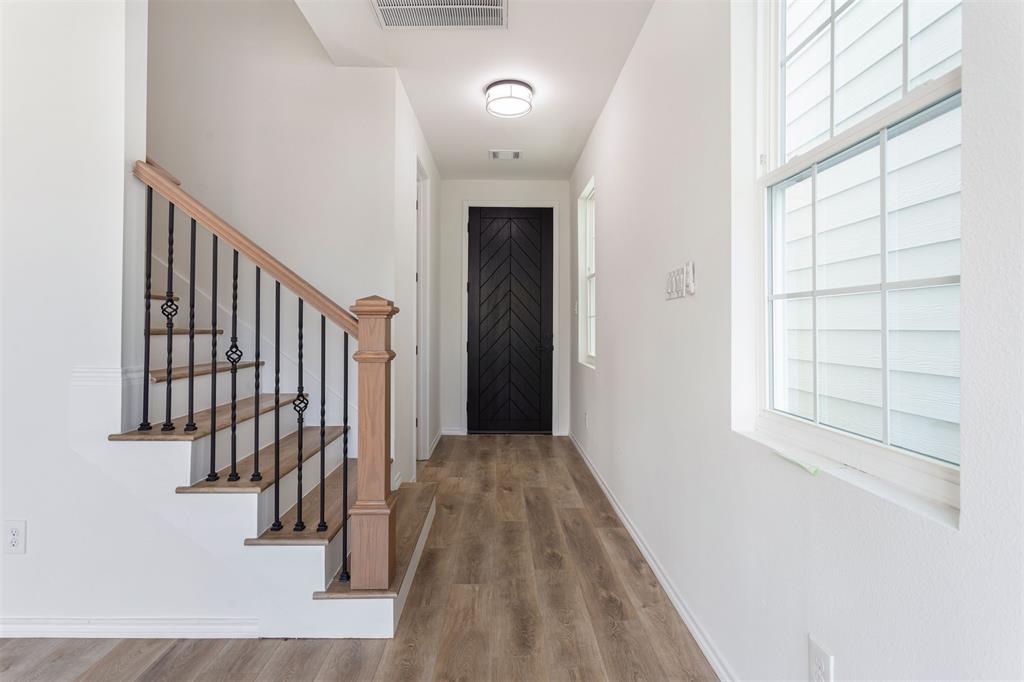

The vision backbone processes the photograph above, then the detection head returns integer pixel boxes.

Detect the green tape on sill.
[773,449,821,475]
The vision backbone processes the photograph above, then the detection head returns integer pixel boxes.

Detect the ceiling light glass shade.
[485,80,533,118]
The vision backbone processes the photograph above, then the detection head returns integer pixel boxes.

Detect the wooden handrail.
[133,160,359,338]
[145,156,181,186]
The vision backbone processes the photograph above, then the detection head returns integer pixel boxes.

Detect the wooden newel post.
[350,295,399,590]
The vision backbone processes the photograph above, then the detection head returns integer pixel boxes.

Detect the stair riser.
[146,370,258,424]
[321,512,352,590]
[245,541,395,638]
[148,333,259,367]
[255,440,347,534]
[187,405,304,484]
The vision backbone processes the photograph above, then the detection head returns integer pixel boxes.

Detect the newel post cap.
[351,295,400,318]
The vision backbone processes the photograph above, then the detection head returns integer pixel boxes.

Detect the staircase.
[107,160,436,638]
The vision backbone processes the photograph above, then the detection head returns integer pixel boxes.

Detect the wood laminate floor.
[1,435,716,681]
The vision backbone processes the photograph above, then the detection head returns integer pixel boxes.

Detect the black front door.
[467,206,553,433]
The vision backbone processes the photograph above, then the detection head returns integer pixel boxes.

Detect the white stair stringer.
[102,436,433,638]
[251,494,436,638]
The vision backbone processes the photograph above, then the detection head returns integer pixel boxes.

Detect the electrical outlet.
[4,520,26,555]
[808,637,834,682]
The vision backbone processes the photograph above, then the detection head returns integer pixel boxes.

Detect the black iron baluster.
[251,268,262,482]
[226,251,243,482]
[161,203,178,431]
[139,187,154,432]
[293,299,308,532]
[206,236,219,482]
[271,282,282,531]
[338,332,350,582]
[317,315,327,532]
[185,219,198,432]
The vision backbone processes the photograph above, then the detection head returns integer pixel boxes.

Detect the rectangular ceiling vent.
[489,149,521,160]
[370,0,508,30]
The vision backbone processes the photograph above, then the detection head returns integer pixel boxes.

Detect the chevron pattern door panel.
[468,207,553,433]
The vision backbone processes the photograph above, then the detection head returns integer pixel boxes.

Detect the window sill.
[737,410,960,529]
[578,358,596,370]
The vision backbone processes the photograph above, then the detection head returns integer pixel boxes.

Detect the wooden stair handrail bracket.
[349,295,399,590]
[132,160,359,338]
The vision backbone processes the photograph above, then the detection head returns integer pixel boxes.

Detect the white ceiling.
[296,0,653,179]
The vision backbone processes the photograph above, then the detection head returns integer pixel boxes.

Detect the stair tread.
[148,327,223,335]
[244,456,360,546]
[147,293,179,301]
[314,481,438,599]
[108,393,298,442]
[177,425,347,494]
[150,360,263,383]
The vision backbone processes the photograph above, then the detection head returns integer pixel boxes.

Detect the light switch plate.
[808,636,834,682]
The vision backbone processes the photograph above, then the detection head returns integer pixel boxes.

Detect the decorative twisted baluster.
[293,299,309,532]
[206,235,219,482]
[338,331,350,582]
[271,282,282,531]
[139,187,154,432]
[317,315,328,533]
[160,203,179,431]
[251,268,262,482]
[185,218,198,432]
[226,250,243,482]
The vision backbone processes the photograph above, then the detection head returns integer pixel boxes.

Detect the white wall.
[148,0,397,305]
[147,0,441,486]
[0,0,148,622]
[439,179,571,435]
[393,77,442,472]
[569,1,1023,679]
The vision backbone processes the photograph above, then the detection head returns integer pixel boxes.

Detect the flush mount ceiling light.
[485,80,533,119]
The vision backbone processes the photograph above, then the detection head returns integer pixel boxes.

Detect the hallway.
[1,436,716,681]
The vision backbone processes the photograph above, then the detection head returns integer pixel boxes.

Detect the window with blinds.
[768,94,961,464]
[781,0,962,162]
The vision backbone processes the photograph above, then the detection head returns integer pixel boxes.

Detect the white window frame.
[578,177,597,368]
[743,1,963,515]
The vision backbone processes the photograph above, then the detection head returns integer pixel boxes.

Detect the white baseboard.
[567,433,737,682]
[440,427,466,436]
[0,617,259,639]
[429,430,442,456]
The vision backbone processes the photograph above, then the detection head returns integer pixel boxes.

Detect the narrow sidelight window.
[578,178,597,367]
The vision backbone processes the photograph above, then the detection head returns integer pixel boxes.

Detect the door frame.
[416,164,431,460]
[461,200,560,434]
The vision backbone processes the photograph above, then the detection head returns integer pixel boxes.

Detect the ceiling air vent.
[489,149,521,160]
[370,0,508,30]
